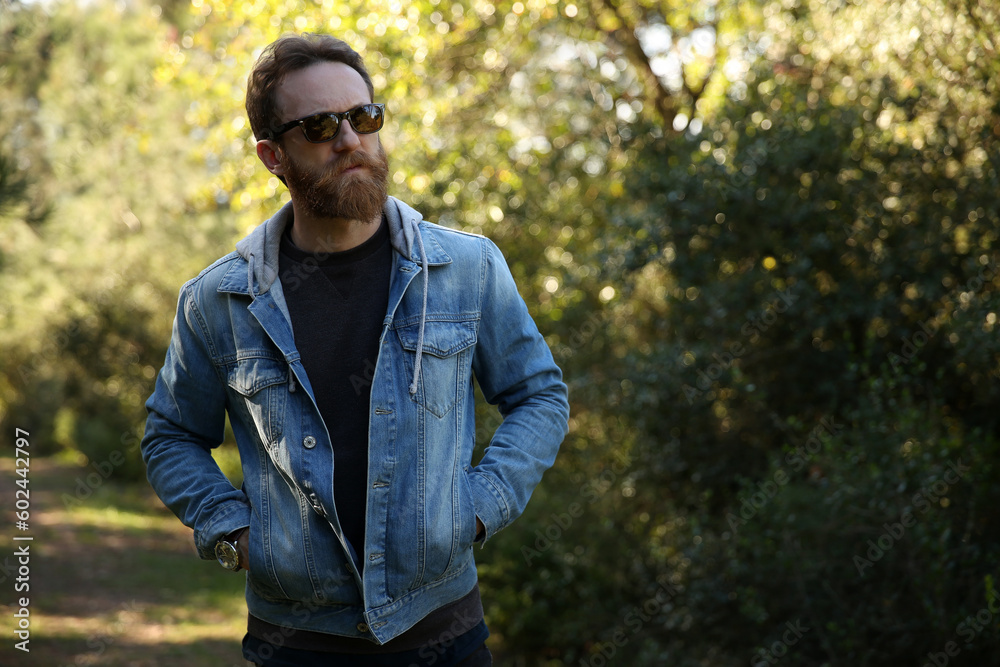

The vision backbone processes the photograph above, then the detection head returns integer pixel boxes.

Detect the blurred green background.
[2,0,999,664]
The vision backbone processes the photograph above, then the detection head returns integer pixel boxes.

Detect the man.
[140,33,569,667]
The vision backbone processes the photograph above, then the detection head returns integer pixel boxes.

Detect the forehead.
[276,61,371,121]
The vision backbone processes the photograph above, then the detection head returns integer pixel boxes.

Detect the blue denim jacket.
[141,196,569,644]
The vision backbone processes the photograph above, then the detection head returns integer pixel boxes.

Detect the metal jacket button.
[356,622,369,633]
[303,436,316,449]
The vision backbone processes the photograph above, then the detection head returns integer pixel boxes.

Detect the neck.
[288,204,381,253]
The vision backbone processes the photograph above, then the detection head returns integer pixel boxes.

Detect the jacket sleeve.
[468,239,570,541]
[140,283,251,560]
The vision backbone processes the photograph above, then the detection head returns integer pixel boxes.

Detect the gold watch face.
[215,540,240,570]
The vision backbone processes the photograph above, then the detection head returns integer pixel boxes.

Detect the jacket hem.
[244,558,479,645]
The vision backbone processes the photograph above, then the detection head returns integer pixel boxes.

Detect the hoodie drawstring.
[409,229,429,395]
[247,251,258,300]
[244,204,428,396]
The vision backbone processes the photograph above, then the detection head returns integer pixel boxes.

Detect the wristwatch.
[215,528,246,571]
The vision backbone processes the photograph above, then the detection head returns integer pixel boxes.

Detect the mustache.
[321,149,385,181]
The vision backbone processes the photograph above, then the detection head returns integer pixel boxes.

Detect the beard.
[283,140,389,224]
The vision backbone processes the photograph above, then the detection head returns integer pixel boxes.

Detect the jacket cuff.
[194,499,252,561]
[467,470,510,544]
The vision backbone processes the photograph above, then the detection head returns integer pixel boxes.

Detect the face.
[270,61,388,223]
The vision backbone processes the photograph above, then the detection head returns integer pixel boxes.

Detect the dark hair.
[245,33,375,142]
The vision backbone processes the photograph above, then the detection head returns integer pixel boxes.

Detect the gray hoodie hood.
[234,195,430,395]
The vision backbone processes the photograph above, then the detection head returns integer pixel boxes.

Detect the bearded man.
[140,33,569,667]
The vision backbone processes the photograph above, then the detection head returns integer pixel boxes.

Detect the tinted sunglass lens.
[351,105,384,133]
[303,114,341,142]
[296,106,383,142]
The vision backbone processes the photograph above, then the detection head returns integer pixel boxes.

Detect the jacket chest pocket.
[395,319,477,418]
[226,356,288,446]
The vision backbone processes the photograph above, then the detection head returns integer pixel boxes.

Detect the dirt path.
[0,456,247,666]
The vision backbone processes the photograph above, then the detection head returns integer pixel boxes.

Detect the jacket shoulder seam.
[181,251,240,291]
[418,222,487,241]
[178,256,238,379]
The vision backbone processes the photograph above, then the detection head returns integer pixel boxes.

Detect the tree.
[3,0,998,662]
[0,0,233,474]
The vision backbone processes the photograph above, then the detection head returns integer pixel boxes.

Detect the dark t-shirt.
[279,218,391,559]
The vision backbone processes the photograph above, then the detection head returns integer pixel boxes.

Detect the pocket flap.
[395,320,477,358]
[227,357,288,396]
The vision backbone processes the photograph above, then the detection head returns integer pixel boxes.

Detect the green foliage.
[532,2,1000,661]
[703,378,1000,665]
[0,0,236,471]
[2,0,999,663]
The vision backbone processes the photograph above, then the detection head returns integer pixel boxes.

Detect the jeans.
[243,619,492,667]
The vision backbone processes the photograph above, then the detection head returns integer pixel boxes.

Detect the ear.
[256,139,286,177]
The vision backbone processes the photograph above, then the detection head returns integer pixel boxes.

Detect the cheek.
[361,134,382,155]
[306,145,336,165]
[292,148,336,175]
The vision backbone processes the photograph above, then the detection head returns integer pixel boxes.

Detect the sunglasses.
[269,103,385,143]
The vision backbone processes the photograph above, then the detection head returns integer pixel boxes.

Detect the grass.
[0,457,248,666]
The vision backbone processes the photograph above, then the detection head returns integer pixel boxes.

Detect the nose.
[331,120,362,153]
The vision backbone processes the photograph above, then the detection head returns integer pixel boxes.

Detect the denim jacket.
[140,196,569,644]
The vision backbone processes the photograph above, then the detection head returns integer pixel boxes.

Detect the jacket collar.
[217,195,442,397]
[217,196,450,296]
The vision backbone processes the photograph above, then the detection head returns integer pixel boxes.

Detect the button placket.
[306,491,326,517]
